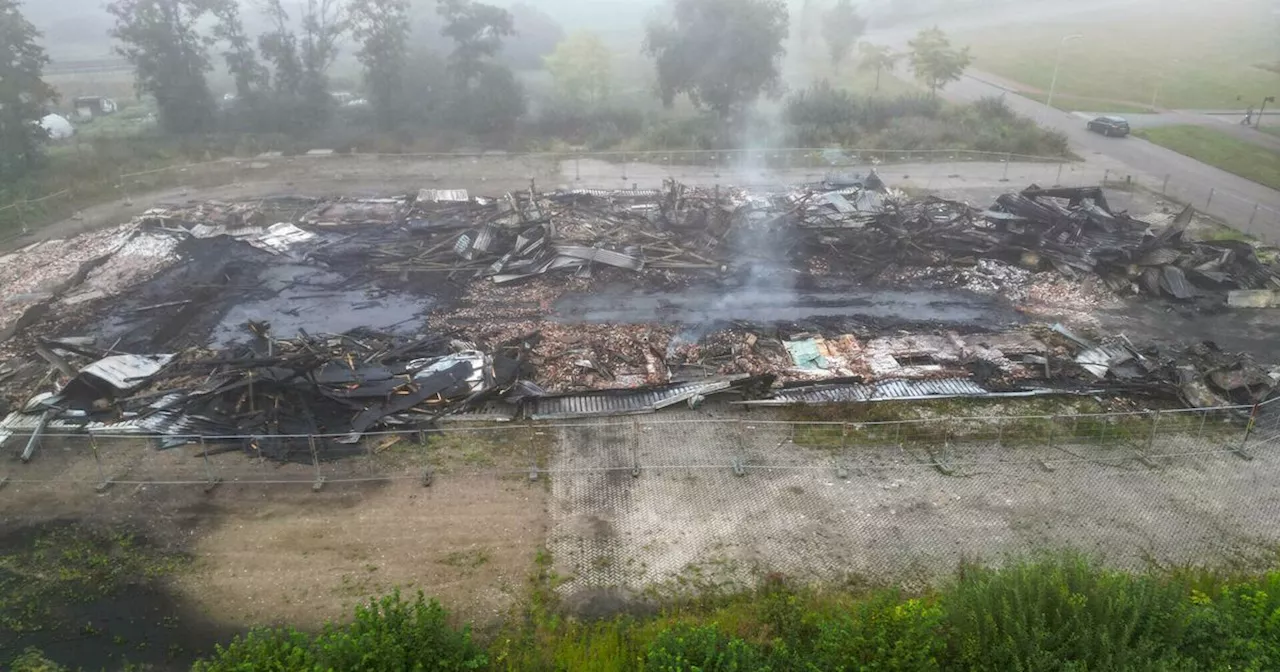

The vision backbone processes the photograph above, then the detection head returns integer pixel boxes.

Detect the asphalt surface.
[937,71,1280,239]
[858,0,1280,240]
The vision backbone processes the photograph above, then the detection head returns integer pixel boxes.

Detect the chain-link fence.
[6,399,1280,589]
[2,401,1271,490]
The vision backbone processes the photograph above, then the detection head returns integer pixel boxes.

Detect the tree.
[449,63,525,137]
[821,0,865,71]
[499,2,564,71]
[907,26,971,96]
[436,0,513,87]
[259,0,303,96]
[351,0,410,130]
[298,0,347,121]
[543,31,612,105]
[107,0,221,134]
[0,0,57,179]
[644,0,790,121]
[858,42,899,92]
[212,1,266,103]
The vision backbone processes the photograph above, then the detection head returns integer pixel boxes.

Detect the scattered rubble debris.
[1,179,1278,461]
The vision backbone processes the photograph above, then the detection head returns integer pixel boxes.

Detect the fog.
[30,0,1156,62]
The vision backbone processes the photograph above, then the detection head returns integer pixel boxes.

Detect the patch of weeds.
[439,548,492,571]
[426,425,553,473]
[0,524,185,635]
[1195,223,1255,243]
[334,572,383,599]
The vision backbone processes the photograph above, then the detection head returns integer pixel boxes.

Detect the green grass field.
[958,0,1279,110]
[1018,91,1157,114]
[1135,125,1280,190]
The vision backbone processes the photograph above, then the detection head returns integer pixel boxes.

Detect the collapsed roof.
[1,178,1278,459]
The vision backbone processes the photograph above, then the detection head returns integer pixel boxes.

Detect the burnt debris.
[2,178,1278,459]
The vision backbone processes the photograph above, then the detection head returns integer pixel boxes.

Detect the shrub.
[785,82,859,130]
[807,594,945,671]
[941,556,1194,671]
[529,100,647,149]
[644,624,772,671]
[1179,572,1280,670]
[638,115,734,151]
[191,628,318,672]
[8,648,68,672]
[193,591,488,672]
[856,94,942,130]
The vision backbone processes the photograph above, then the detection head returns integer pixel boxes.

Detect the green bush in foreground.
[192,591,488,672]
[191,556,1280,672]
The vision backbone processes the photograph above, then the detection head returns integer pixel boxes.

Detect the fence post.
[836,423,850,479]
[1206,188,1215,208]
[732,418,746,477]
[91,433,111,492]
[1143,410,1160,464]
[419,429,433,486]
[309,435,325,492]
[1234,405,1258,461]
[200,436,221,492]
[528,421,540,482]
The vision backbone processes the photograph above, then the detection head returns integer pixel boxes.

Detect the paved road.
[913,69,1280,241]
[1107,112,1280,152]
[860,1,1280,241]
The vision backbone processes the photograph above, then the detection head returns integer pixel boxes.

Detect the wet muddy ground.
[554,283,1022,330]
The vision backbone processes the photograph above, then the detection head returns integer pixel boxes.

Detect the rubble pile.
[1,178,1279,458]
[811,186,1280,301]
[1,329,517,452]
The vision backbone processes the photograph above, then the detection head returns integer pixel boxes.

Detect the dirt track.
[11,153,1136,249]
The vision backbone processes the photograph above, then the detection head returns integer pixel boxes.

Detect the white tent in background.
[39,113,74,140]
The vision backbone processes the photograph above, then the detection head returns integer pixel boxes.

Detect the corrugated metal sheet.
[739,378,1074,406]
[566,188,662,198]
[554,245,644,271]
[437,402,518,423]
[417,189,470,203]
[528,380,731,420]
[80,354,174,391]
[1076,345,1133,379]
[250,222,317,255]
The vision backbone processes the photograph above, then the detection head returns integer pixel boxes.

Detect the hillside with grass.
[958,0,1279,110]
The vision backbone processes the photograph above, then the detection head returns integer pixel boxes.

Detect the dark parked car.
[1087,116,1131,137]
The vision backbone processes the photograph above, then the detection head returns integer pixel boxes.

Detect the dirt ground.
[1,444,548,665]
[545,407,1280,606]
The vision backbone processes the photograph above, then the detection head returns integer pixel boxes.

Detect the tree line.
[0,0,978,181]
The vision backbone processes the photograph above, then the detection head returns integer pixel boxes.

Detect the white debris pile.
[878,259,1034,299]
[0,224,136,335]
[59,230,184,306]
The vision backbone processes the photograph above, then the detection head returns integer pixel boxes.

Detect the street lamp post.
[1045,34,1084,115]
